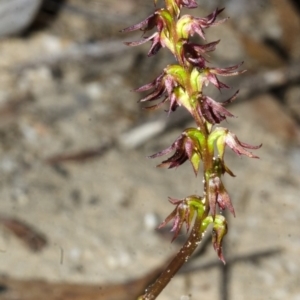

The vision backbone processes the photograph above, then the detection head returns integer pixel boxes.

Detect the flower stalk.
[121,1,261,299]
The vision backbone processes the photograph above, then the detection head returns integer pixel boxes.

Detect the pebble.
[144,212,159,231]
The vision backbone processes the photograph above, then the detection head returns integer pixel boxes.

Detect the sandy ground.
[0,1,299,299]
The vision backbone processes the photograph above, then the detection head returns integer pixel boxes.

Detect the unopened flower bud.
[212,215,228,263]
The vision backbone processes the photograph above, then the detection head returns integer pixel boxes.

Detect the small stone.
[144,212,159,231]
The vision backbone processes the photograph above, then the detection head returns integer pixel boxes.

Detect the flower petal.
[225,132,262,158]
[124,33,156,47]
[120,13,157,33]
[201,95,234,124]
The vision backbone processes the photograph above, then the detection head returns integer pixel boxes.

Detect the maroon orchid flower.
[148,129,202,175]
[158,195,205,241]
[158,197,191,242]
[224,132,262,158]
[196,91,238,124]
[203,63,246,90]
[178,8,226,40]
[208,174,235,218]
[134,71,180,111]
[121,10,170,56]
[209,127,262,159]
[183,40,220,67]
[148,133,188,168]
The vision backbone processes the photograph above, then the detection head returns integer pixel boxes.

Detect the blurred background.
[0,0,299,299]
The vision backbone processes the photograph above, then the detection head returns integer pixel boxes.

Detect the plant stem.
[140,214,204,300]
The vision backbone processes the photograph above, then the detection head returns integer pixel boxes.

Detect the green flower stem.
[139,213,205,300]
